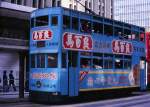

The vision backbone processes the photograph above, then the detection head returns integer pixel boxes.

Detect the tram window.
[31,18,34,28]
[31,54,35,68]
[35,15,48,26]
[132,31,139,41]
[62,53,66,68]
[51,16,58,26]
[93,58,103,69]
[80,19,91,33]
[93,22,103,34]
[104,24,113,36]
[115,59,123,69]
[47,53,58,68]
[114,27,123,37]
[123,29,131,39]
[63,15,70,29]
[140,33,145,42]
[124,60,131,69]
[80,58,91,68]
[104,60,113,69]
[72,17,79,30]
[140,57,145,69]
[93,53,103,57]
[37,54,45,68]
[104,54,113,69]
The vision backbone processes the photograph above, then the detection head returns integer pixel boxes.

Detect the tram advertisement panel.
[29,70,58,91]
[63,32,93,51]
[79,68,140,90]
[30,28,59,52]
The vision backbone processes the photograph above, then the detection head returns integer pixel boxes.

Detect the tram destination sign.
[63,32,93,51]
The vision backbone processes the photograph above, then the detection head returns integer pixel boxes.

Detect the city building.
[1,0,113,18]
[113,0,150,31]
[0,0,113,96]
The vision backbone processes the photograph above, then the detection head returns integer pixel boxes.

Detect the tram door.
[68,51,79,96]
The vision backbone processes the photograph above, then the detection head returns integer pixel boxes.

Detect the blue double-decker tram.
[29,7,146,102]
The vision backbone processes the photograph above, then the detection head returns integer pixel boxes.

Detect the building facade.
[0,1,35,96]
[113,0,150,31]
[1,0,113,18]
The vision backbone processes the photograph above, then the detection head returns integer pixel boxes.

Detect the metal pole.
[19,53,25,98]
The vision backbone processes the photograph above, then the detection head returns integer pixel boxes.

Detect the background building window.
[32,0,37,8]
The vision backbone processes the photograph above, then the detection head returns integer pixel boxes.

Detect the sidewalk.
[0,92,29,103]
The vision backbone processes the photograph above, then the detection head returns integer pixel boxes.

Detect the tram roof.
[31,7,145,32]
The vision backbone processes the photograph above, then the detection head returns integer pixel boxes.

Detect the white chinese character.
[120,42,125,53]
[44,30,50,39]
[114,41,120,53]
[38,31,43,40]
[83,37,89,49]
[126,43,131,54]
[75,36,82,48]
[33,31,38,40]
[66,34,74,48]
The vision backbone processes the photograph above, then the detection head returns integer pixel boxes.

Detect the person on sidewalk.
[3,70,8,92]
[8,70,16,91]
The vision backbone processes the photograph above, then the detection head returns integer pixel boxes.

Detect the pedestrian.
[3,70,8,92]
[8,70,16,91]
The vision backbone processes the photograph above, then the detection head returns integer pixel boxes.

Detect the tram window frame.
[72,17,79,31]
[123,29,131,40]
[47,53,58,68]
[104,54,113,69]
[80,19,91,33]
[104,24,113,36]
[31,54,36,68]
[115,55,123,69]
[62,52,66,68]
[132,31,139,41]
[80,58,91,68]
[51,16,58,26]
[37,54,45,68]
[63,15,70,29]
[114,27,123,37]
[35,15,48,27]
[124,60,131,69]
[93,58,103,69]
[123,55,132,69]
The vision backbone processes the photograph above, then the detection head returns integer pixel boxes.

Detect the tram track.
[71,93,150,107]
